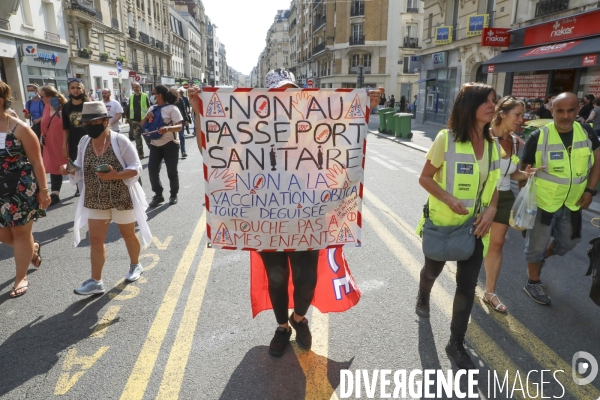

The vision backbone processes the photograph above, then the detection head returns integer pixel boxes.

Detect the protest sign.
[200,88,368,251]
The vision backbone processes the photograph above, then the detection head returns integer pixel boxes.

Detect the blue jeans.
[524,205,580,263]
[178,126,186,155]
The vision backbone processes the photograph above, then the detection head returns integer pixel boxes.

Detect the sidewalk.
[366,114,600,214]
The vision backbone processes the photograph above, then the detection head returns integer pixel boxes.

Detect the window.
[403,56,409,74]
[21,0,33,26]
[43,2,58,34]
[130,49,135,63]
[352,23,363,38]
[77,27,88,48]
[427,14,433,39]
[405,25,417,38]
[116,40,120,56]
[98,35,104,53]
[351,54,359,67]
[363,54,371,67]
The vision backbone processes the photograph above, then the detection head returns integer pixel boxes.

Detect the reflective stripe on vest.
[129,93,148,120]
[534,123,593,212]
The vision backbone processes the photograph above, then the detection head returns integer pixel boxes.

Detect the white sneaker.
[125,263,144,282]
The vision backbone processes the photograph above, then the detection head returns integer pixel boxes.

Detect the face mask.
[70,94,83,100]
[27,92,36,99]
[85,124,105,139]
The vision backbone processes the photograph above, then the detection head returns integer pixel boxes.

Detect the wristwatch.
[584,187,598,196]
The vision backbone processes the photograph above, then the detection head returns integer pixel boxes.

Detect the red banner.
[481,28,510,47]
[250,248,361,317]
[523,9,600,46]
[583,55,598,67]
[520,41,580,58]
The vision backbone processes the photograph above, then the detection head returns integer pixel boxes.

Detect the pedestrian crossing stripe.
[206,93,226,117]
[336,223,355,243]
[345,94,365,119]
[213,223,233,245]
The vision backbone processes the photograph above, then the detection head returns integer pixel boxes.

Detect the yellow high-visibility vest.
[129,93,148,120]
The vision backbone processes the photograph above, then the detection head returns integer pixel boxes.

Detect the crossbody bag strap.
[474,139,494,215]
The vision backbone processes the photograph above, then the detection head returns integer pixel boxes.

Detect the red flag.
[250,248,361,317]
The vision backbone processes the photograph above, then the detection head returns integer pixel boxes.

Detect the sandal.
[482,291,507,313]
[10,284,28,298]
[31,241,42,268]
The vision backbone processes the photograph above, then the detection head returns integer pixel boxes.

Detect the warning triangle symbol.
[214,223,233,245]
[206,93,226,117]
[336,223,356,243]
[345,94,365,119]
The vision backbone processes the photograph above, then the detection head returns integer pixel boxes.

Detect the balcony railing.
[349,66,371,74]
[403,37,419,48]
[312,42,326,54]
[349,35,365,45]
[129,27,136,39]
[153,67,157,75]
[165,45,170,53]
[407,6,419,12]
[320,69,331,76]
[77,49,91,59]
[67,1,96,17]
[111,18,119,29]
[351,2,365,16]
[313,16,326,32]
[99,53,109,62]
[144,64,149,73]
[156,40,164,50]
[160,69,164,75]
[131,62,139,71]
[139,32,150,44]
[535,0,569,17]
[94,10,102,21]
[150,37,155,46]
[44,31,60,42]
[0,18,9,30]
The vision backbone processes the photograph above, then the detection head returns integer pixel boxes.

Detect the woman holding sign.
[416,83,501,370]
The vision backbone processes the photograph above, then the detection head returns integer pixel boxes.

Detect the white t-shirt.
[104,100,124,131]
[145,104,183,147]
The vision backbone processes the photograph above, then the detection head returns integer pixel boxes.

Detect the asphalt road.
[0,129,599,400]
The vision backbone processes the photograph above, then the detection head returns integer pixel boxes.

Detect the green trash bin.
[521,126,537,140]
[382,111,396,134]
[395,113,414,139]
[377,107,394,132]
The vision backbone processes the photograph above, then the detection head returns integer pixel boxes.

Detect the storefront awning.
[482,37,600,73]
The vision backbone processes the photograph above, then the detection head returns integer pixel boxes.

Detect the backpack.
[586,237,600,306]
[141,105,170,140]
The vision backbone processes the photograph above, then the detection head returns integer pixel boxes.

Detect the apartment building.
[168,6,188,85]
[258,10,290,85]
[0,0,68,117]
[206,18,219,85]
[120,0,173,93]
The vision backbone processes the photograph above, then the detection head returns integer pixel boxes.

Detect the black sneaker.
[445,338,477,370]
[50,193,60,206]
[74,188,80,197]
[415,290,430,318]
[269,326,292,357]
[524,281,551,305]
[289,313,312,350]
[182,152,188,158]
[148,195,164,208]
[169,196,178,205]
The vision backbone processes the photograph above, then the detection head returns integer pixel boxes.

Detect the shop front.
[16,39,70,96]
[483,9,600,119]
[89,63,131,101]
[418,51,459,125]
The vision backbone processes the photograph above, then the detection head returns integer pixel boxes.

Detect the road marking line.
[388,160,403,166]
[294,309,339,400]
[368,157,398,170]
[120,212,206,400]
[363,189,600,400]
[55,347,110,395]
[376,154,389,159]
[156,247,215,399]
[368,149,380,154]
[401,166,418,173]
[363,206,534,399]
[150,235,173,250]
[90,306,121,339]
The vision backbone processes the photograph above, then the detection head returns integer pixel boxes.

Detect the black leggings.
[419,239,484,339]
[148,141,179,197]
[50,174,63,193]
[259,250,319,324]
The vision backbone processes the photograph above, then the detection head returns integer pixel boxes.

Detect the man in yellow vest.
[124,81,151,159]
[520,92,600,305]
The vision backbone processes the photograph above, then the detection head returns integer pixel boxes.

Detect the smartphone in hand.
[95,164,111,173]
[66,159,80,173]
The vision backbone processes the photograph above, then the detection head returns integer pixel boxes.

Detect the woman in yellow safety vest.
[416,83,501,370]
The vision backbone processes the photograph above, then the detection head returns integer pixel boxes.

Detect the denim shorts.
[524,205,580,263]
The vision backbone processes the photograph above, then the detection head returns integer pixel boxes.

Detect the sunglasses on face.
[68,78,82,83]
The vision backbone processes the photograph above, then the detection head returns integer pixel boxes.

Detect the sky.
[202,0,291,76]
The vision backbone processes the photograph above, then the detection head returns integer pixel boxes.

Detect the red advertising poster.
[481,28,510,47]
[523,9,600,46]
[511,72,548,99]
[588,70,600,98]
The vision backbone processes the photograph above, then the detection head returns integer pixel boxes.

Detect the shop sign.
[22,44,37,57]
[583,55,598,67]
[434,26,453,45]
[481,28,510,47]
[432,52,448,69]
[523,9,600,46]
[37,51,60,63]
[162,77,175,85]
[520,41,580,58]
[129,71,136,77]
[108,70,118,76]
[487,65,495,73]
[409,56,422,72]
[467,15,489,37]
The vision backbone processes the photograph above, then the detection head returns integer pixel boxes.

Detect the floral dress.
[0,129,46,227]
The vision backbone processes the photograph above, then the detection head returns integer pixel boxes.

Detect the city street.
[0,129,599,400]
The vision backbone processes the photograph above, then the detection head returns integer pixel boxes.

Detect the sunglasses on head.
[68,78,82,83]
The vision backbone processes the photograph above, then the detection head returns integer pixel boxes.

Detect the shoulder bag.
[421,139,492,261]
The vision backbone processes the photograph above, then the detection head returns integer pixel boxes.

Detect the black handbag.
[421,139,492,261]
[0,172,21,197]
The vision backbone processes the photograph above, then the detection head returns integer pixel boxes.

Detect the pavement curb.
[368,130,429,153]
